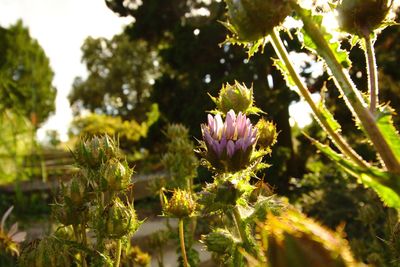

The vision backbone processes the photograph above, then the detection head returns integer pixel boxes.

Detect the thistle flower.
[201,109,257,172]
[0,206,26,257]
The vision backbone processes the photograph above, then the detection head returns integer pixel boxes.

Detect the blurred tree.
[0,20,56,127]
[69,34,160,121]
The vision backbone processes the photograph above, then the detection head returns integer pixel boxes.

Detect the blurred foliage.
[69,33,160,122]
[0,20,56,126]
[0,110,36,184]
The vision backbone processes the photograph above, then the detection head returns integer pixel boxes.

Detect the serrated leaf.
[309,137,400,208]
[376,106,400,162]
[273,58,296,88]
[317,100,341,132]
[297,10,351,68]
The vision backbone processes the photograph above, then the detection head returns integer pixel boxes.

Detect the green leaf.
[309,137,400,208]
[376,106,400,162]
[317,99,342,133]
[297,10,351,68]
[272,58,296,88]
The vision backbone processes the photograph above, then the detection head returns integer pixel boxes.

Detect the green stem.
[179,218,189,267]
[270,28,369,169]
[115,239,122,267]
[232,206,247,245]
[291,1,400,173]
[81,223,88,267]
[364,34,379,113]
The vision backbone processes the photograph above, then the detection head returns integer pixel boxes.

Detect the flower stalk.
[179,219,189,267]
[290,0,400,174]
[364,34,379,113]
[269,28,368,169]
[115,239,122,267]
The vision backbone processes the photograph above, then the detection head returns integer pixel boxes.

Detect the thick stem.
[364,34,379,113]
[179,218,189,267]
[115,239,122,267]
[232,207,247,244]
[270,29,369,169]
[291,1,400,173]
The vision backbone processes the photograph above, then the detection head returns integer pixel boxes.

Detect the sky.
[0,0,132,141]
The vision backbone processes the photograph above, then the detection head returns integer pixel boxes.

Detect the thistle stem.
[364,34,379,113]
[290,1,400,173]
[179,218,189,267]
[269,28,368,169]
[115,239,122,267]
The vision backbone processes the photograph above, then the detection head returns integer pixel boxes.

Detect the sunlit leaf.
[376,106,400,162]
[309,137,400,208]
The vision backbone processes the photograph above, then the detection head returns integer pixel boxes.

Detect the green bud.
[337,0,392,36]
[202,228,236,254]
[102,159,132,191]
[213,81,254,114]
[256,118,278,149]
[64,178,86,206]
[164,189,196,218]
[103,198,138,238]
[258,210,361,266]
[75,135,119,168]
[225,0,291,42]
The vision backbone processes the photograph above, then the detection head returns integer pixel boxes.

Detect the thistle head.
[337,0,393,36]
[103,198,139,238]
[212,81,255,115]
[74,135,118,168]
[202,228,236,254]
[163,189,196,218]
[102,159,132,192]
[201,109,257,172]
[225,0,291,42]
[256,118,278,149]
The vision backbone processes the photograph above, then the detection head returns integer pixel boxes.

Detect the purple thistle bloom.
[201,110,257,171]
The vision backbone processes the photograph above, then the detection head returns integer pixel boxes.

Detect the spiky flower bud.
[337,0,392,36]
[102,159,132,191]
[75,135,118,168]
[103,198,139,238]
[212,81,254,115]
[201,110,257,172]
[256,118,278,149]
[202,228,236,254]
[63,178,86,206]
[164,189,196,218]
[257,210,361,266]
[225,0,291,41]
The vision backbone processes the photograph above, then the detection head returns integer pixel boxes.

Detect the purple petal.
[207,114,215,133]
[215,114,224,139]
[225,112,236,139]
[227,140,235,158]
[11,232,26,243]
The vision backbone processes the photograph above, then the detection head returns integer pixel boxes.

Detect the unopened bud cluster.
[22,135,139,266]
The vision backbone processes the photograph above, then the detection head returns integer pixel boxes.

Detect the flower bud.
[337,0,392,36]
[103,199,138,238]
[102,159,132,191]
[75,135,118,168]
[202,228,236,254]
[201,110,257,172]
[213,81,253,115]
[164,189,196,218]
[63,178,86,206]
[258,210,360,266]
[256,118,278,149]
[225,0,291,41]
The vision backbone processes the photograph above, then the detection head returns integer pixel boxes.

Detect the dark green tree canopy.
[0,20,56,126]
[69,34,160,121]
